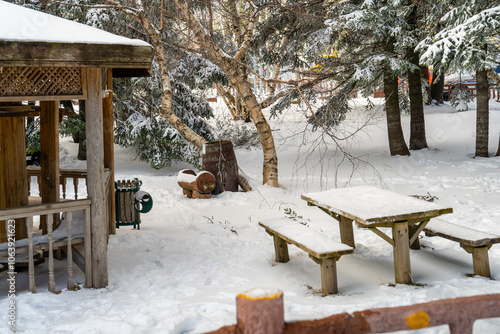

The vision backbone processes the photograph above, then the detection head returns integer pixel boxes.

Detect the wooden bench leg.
[273,235,289,263]
[340,216,355,248]
[463,245,491,278]
[320,258,338,295]
[393,222,412,284]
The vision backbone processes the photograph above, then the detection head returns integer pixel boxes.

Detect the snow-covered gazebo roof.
[0,0,154,77]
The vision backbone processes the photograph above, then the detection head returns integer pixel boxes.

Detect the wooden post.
[393,222,412,284]
[103,68,116,235]
[464,245,491,278]
[339,216,355,248]
[320,258,338,295]
[273,235,289,263]
[40,101,60,234]
[236,288,284,334]
[0,112,29,242]
[86,68,108,288]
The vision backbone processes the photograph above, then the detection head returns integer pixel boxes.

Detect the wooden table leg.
[340,216,355,248]
[393,222,412,284]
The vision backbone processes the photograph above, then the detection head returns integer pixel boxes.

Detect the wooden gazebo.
[0,2,153,290]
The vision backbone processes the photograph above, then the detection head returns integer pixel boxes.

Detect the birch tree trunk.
[172,0,279,186]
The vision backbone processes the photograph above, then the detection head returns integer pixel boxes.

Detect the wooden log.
[86,67,108,289]
[177,169,216,196]
[236,288,285,334]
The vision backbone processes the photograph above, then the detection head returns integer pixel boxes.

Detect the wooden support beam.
[40,100,60,234]
[0,108,29,241]
[103,68,116,235]
[463,245,492,278]
[339,216,355,248]
[86,68,108,288]
[320,258,338,295]
[273,235,289,263]
[393,222,411,284]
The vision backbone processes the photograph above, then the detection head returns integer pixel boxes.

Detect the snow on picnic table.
[302,185,453,224]
[1,98,500,333]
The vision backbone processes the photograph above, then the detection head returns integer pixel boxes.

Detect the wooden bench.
[424,219,500,278]
[259,218,354,295]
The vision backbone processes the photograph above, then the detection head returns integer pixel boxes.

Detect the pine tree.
[418,1,500,157]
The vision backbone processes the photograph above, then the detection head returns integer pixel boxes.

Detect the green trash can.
[115,178,153,229]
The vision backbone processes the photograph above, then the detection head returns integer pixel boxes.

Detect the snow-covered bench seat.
[424,218,500,278]
[259,218,354,295]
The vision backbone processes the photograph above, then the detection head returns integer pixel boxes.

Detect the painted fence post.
[236,288,285,334]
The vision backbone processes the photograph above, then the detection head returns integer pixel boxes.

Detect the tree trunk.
[430,69,445,103]
[172,0,279,186]
[475,68,489,157]
[407,49,428,150]
[384,43,410,156]
[420,66,431,105]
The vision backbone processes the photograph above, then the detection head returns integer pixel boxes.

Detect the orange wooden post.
[236,288,285,334]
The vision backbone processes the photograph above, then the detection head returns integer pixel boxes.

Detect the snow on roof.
[0,1,150,47]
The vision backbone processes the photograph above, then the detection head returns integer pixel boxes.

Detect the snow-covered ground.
[1,97,500,333]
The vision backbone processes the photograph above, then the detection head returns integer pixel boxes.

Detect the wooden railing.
[0,199,92,293]
[27,166,89,200]
[26,167,113,234]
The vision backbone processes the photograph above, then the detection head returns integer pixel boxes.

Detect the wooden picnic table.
[301,185,453,284]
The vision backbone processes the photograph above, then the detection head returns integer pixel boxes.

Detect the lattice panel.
[0,67,83,98]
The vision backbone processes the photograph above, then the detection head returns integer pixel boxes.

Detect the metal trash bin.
[115,178,153,229]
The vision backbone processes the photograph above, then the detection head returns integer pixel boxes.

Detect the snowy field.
[1,97,500,333]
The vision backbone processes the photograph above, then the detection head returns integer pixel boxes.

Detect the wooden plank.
[424,219,500,247]
[0,114,29,241]
[367,227,395,246]
[393,222,411,284]
[0,41,153,72]
[103,68,116,235]
[40,100,60,234]
[0,199,91,220]
[71,244,86,274]
[86,67,108,289]
[259,219,354,259]
[409,220,429,249]
[339,216,355,247]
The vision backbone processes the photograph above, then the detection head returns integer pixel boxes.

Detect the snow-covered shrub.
[450,86,473,111]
